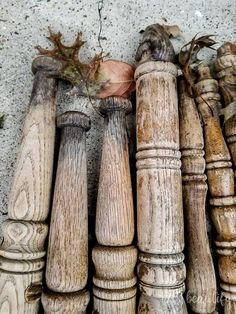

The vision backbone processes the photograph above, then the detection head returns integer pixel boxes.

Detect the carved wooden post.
[41,111,90,313]
[179,77,216,313]
[195,63,236,313]
[215,42,236,176]
[0,56,57,313]
[135,24,187,313]
[92,97,137,314]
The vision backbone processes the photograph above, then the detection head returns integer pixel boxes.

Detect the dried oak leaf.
[36,28,135,99]
[178,34,216,96]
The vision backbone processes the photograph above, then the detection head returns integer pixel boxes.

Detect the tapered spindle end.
[32,56,62,75]
[57,111,91,131]
[99,97,132,115]
[135,23,175,64]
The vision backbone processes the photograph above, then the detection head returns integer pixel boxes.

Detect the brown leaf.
[36,28,135,99]
[178,34,216,96]
[96,60,135,98]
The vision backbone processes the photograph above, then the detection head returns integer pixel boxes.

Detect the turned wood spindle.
[0,56,57,313]
[195,63,236,313]
[41,111,90,314]
[179,77,216,313]
[215,42,236,177]
[135,24,187,313]
[92,97,137,314]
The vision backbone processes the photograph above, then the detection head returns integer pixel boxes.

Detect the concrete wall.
[0,0,235,236]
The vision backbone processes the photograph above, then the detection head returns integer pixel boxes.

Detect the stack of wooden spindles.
[0,23,236,314]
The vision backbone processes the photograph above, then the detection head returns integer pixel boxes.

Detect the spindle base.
[41,290,90,314]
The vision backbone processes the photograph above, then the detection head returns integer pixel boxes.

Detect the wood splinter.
[0,56,57,313]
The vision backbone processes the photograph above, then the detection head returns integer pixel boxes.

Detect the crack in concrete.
[97,0,104,55]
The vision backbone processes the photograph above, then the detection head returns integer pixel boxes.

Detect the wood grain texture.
[92,97,137,313]
[215,42,236,175]
[135,57,186,312]
[0,269,42,314]
[45,111,90,293]
[41,290,90,314]
[195,64,236,313]
[179,78,216,313]
[8,71,56,221]
[92,245,137,313]
[0,57,57,314]
[95,97,134,246]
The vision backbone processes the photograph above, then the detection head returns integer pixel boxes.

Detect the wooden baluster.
[135,24,187,313]
[195,63,236,313]
[0,56,57,313]
[92,97,137,314]
[179,77,217,313]
[41,111,90,314]
[215,42,236,177]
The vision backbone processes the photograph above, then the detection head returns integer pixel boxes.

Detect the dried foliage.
[178,34,216,96]
[36,28,135,99]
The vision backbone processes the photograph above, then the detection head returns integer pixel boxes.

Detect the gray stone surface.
[0,0,235,240]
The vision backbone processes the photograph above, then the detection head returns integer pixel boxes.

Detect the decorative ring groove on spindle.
[93,286,137,301]
[136,148,181,170]
[216,241,236,248]
[210,196,236,206]
[93,277,137,290]
[57,111,91,130]
[221,284,236,296]
[139,252,184,265]
[0,257,45,273]
[206,161,232,169]
[182,174,207,182]
[139,282,185,298]
[217,247,236,255]
[135,61,177,80]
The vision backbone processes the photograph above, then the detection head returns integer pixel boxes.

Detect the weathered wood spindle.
[179,77,216,313]
[135,24,187,313]
[195,63,236,313]
[92,97,137,314]
[215,42,236,177]
[0,56,57,313]
[41,111,90,313]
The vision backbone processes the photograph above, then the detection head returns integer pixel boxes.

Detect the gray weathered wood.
[41,112,91,312]
[92,97,137,314]
[0,56,57,314]
[179,77,216,313]
[135,24,187,313]
[195,63,236,313]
